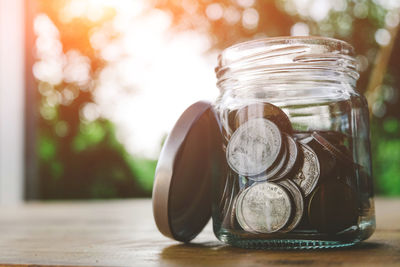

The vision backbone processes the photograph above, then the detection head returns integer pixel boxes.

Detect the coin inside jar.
[311,131,355,165]
[236,182,292,233]
[300,134,338,181]
[234,103,293,134]
[308,179,358,234]
[291,143,320,197]
[249,138,288,182]
[278,179,304,233]
[292,131,312,142]
[315,130,348,148]
[272,134,300,181]
[226,118,282,176]
[234,187,254,232]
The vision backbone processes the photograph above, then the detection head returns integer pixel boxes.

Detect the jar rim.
[218,36,355,69]
[216,36,359,91]
[223,36,353,56]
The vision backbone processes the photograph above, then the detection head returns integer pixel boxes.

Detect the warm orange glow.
[33,0,217,158]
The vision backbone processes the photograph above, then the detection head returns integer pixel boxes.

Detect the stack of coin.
[224,102,363,234]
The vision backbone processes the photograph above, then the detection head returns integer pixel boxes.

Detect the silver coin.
[230,192,240,229]
[234,188,253,232]
[249,140,287,182]
[273,134,299,181]
[299,136,313,144]
[278,179,304,233]
[226,118,282,176]
[236,182,292,233]
[293,132,312,142]
[292,143,320,197]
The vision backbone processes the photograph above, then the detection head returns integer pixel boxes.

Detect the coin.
[226,118,282,176]
[236,182,292,233]
[308,179,358,233]
[298,136,314,145]
[234,188,253,232]
[316,130,348,147]
[278,179,304,233]
[301,135,338,181]
[249,139,288,182]
[293,131,312,142]
[292,143,320,197]
[231,187,256,231]
[235,103,293,134]
[273,134,299,181]
[312,131,354,164]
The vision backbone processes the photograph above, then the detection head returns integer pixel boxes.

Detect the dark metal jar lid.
[152,101,223,242]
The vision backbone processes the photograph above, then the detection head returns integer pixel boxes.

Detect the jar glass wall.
[212,37,375,249]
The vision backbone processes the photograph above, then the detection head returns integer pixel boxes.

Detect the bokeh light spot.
[332,0,347,12]
[34,14,59,38]
[237,0,255,8]
[38,82,54,97]
[356,55,369,72]
[40,104,57,121]
[81,103,101,122]
[385,10,400,28]
[372,101,387,118]
[383,85,398,103]
[224,6,241,25]
[242,8,259,30]
[384,118,400,134]
[64,50,91,85]
[55,121,69,137]
[290,22,310,36]
[353,3,368,19]
[206,3,223,21]
[309,0,331,21]
[46,91,61,107]
[375,28,391,46]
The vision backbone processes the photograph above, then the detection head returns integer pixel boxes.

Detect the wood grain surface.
[0,198,399,267]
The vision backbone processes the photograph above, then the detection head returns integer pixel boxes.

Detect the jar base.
[217,231,359,250]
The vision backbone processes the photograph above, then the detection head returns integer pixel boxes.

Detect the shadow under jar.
[212,36,375,249]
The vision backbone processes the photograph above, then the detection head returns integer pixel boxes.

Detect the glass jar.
[212,36,375,249]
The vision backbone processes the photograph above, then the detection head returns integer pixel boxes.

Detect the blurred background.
[0,0,399,202]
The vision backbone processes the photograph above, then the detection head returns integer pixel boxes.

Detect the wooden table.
[0,198,399,267]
